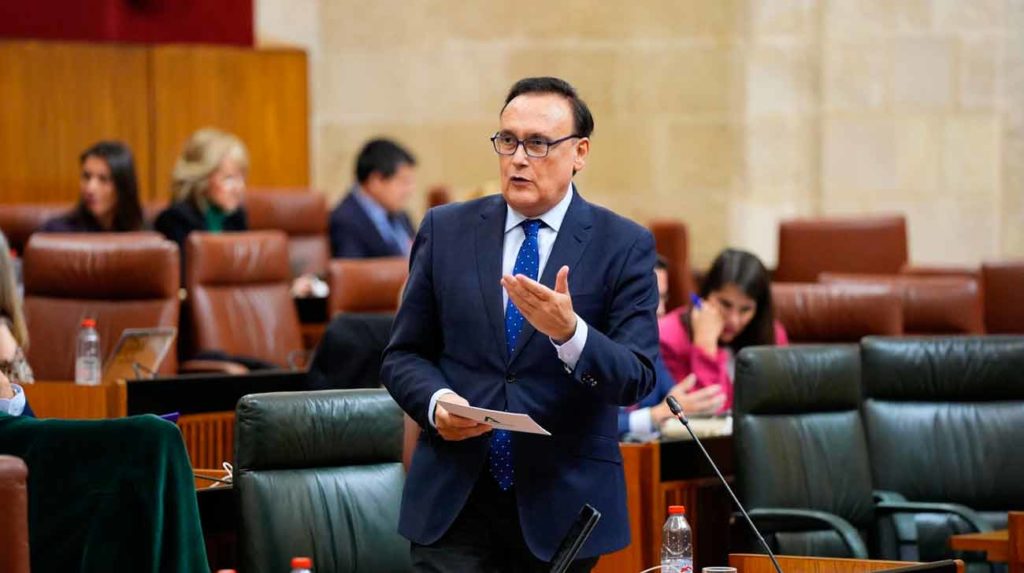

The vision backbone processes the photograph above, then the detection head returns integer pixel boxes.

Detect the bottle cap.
[668,505,686,515]
[291,557,313,568]
[81,318,96,328]
[215,570,237,573]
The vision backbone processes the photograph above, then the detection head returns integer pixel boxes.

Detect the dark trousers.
[411,474,600,573]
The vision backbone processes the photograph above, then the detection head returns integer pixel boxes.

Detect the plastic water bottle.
[661,505,693,573]
[74,318,101,385]
[290,556,312,572]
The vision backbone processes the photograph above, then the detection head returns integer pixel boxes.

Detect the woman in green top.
[155,128,250,252]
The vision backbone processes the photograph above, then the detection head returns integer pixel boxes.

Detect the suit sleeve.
[380,210,451,430]
[571,230,659,406]
[329,217,368,258]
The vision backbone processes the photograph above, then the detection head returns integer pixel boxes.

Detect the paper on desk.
[438,399,551,436]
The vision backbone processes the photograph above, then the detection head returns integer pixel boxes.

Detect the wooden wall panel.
[150,45,309,200]
[0,41,153,203]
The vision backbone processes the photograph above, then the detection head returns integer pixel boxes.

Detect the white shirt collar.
[504,182,574,233]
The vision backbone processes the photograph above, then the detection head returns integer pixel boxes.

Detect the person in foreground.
[0,231,34,417]
[39,141,145,233]
[659,248,788,412]
[382,77,659,572]
[619,258,725,438]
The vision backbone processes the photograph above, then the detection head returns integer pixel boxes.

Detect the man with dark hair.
[382,76,659,571]
[329,138,418,258]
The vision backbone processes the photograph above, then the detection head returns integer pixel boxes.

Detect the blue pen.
[690,293,702,309]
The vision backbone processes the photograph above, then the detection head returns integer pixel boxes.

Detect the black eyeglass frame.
[490,132,583,158]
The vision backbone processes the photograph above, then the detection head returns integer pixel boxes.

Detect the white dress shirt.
[428,183,589,426]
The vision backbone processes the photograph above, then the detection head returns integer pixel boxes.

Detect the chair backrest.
[981,261,1024,333]
[735,345,876,555]
[186,231,303,368]
[775,215,908,283]
[0,455,29,573]
[23,232,180,379]
[245,189,330,277]
[0,202,71,253]
[307,312,394,391]
[772,282,904,342]
[648,219,695,312]
[327,257,408,315]
[235,389,411,573]
[819,273,984,335]
[426,185,452,209]
[860,336,1024,513]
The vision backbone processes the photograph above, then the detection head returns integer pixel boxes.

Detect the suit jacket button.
[505,374,516,383]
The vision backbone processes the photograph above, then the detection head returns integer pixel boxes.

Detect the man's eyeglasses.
[490,132,581,158]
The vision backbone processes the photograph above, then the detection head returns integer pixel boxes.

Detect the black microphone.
[666,396,784,573]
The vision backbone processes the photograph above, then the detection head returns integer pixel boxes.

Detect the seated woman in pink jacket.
[659,248,788,414]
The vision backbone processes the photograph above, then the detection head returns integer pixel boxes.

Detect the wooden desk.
[594,437,735,573]
[729,553,963,573]
[949,511,1024,573]
[949,530,1008,562]
[23,380,127,418]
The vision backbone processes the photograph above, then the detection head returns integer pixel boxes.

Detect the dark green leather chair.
[861,336,1024,562]
[235,389,411,573]
[734,344,875,558]
[734,343,992,561]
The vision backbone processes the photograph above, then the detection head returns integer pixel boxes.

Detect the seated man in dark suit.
[329,139,418,258]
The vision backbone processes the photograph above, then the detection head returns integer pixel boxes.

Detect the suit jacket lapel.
[509,189,594,365]
[475,196,509,362]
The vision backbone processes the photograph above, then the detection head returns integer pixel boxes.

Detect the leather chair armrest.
[178,359,250,375]
[875,499,993,533]
[743,508,870,558]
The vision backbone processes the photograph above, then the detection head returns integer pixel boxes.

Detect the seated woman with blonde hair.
[155,128,250,251]
[0,231,34,417]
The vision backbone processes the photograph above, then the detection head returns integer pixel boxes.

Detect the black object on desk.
[127,370,309,415]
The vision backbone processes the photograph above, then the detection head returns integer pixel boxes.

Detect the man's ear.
[573,138,589,175]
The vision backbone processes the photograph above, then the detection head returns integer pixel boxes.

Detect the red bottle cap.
[669,505,686,515]
[81,318,96,328]
[291,557,313,568]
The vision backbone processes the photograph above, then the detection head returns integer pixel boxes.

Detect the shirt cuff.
[427,389,456,428]
[1,384,26,417]
[550,314,588,371]
[629,407,655,435]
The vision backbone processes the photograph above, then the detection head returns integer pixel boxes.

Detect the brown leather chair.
[327,257,408,316]
[22,233,180,380]
[820,273,984,335]
[772,282,904,342]
[774,215,908,283]
[648,219,695,312]
[0,202,72,254]
[426,185,453,209]
[246,189,330,277]
[0,455,29,573]
[982,261,1024,333]
[186,231,303,369]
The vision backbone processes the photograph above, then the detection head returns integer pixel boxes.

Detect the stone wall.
[257,0,1024,266]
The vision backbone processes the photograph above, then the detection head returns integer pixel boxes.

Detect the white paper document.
[438,400,551,436]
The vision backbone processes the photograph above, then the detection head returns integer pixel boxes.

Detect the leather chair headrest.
[235,389,403,470]
[245,189,327,235]
[23,232,179,299]
[982,261,1024,334]
[187,231,291,286]
[775,214,907,282]
[820,273,984,334]
[328,257,408,314]
[735,345,862,415]
[0,202,71,253]
[772,282,904,342]
[861,335,1024,401]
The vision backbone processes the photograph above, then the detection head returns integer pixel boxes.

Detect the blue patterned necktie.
[489,218,542,491]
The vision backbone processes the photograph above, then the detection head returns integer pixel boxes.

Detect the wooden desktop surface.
[729,554,962,573]
[949,530,1009,562]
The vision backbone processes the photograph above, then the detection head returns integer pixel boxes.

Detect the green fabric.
[0,414,210,573]
[204,203,228,233]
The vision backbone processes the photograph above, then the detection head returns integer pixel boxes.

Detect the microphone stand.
[665,396,784,573]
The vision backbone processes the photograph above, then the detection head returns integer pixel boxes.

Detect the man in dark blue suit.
[329,138,417,258]
[382,77,659,572]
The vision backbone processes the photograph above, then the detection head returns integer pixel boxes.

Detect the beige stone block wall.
[256,0,1023,267]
